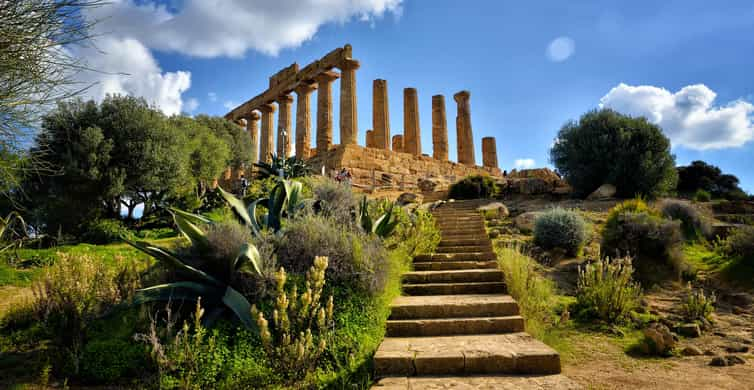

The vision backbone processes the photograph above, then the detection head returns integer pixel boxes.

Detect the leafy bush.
[550,108,677,198]
[681,283,715,323]
[252,256,333,383]
[495,247,556,339]
[678,160,748,200]
[660,200,711,240]
[575,257,642,324]
[693,189,712,202]
[448,175,498,199]
[533,208,589,255]
[602,200,684,279]
[385,207,440,258]
[80,219,130,244]
[275,214,389,295]
[80,338,147,383]
[31,253,138,375]
[724,226,754,261]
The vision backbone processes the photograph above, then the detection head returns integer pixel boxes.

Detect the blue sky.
[80,0,754,193]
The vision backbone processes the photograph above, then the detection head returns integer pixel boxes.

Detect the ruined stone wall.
[308,144,501,189]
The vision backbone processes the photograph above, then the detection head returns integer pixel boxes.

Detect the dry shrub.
[575,257,642,324]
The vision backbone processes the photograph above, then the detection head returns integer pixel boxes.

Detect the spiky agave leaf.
[218,186,253,226]
[170,209,210,251]
[125,240,222,286]
[221,285,255,329]
[133,281,222,305]
[234,243,262,276]
[373,203,399,238]
[359,196,373,233]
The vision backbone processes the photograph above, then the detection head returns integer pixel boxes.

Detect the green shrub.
[575,257,642,324]
[681,283,715,323]
[80,219,130,244]
[660,200,711,239]
[312,178,358,227]
[550,108,677,198]
[533,208,589,255]
[276,214,389,295]
[80,339,147,383]
[602,200,684,279]
[495,247,556,339]
[724,226,754,261]
[448,175,498,199]
[693,189,712,202]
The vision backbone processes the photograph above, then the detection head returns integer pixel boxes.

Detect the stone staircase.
[372,200,578,389]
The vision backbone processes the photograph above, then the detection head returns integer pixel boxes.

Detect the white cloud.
[208,92,217,102]
[223,101,237,111]
[514,158,536,169]
[88,0,404,58]
[184,98,199,112]
[73,36,191,116]
[546,36,575,62]
[600,83,754,150]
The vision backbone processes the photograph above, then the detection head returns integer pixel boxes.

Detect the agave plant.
[219,178,306,237]
[127,208,261,328]
[358,196,399,238]
[254,154,310,179]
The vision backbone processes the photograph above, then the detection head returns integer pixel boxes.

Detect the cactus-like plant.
[219,178,306,237]
[358,196,399,238]
[254,154,310,179]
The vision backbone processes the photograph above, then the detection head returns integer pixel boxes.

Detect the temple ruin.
[224,44,501,189]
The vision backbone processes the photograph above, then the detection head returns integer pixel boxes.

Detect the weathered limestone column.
[366,130,374,148]
[276,94,293,157]
[339,59,360,145]
[315,71,340,154]
[431,94,449,161]
[482,136,498,168]
[454,90,475,165]
[245,111,261,163]
[259,103,276,163]
[372,79,390,149]
[294,83,316,159]
[403,88,421,156]
[392,134,404,153]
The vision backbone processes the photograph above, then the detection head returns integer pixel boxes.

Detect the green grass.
[684,242,754,288]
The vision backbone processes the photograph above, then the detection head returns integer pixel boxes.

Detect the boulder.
[641,323,675,356]
[418,177,450,193]
[710,355,746,366]
[677,323,702,338]
[682,346,703,356]
[587,184,617,200]
[725,344,749,353]
[514,211,542,233]
[397,192,423,205]
[488,229,500,239]
[477,202,510,219]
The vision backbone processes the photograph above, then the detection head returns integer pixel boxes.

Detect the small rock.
[477,202,510,219]
[732,306,746,315]
[641,323,675,356]
[514,211,542,233]
[724,293,752,308]
[726,355,746,365]
[682,346,703,356]
[586,183,617,200]
[714,331,728,338]
[396,192,423,205]
[704,350,717,356]
[725,344,750,353]
[710,356,728,366]
[677,323,702,338]
[489,229,500,239]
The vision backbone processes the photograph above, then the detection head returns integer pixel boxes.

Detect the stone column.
[315,71,340,154]
[259,103,276,163]
[454,90,475,165]
[339,59,360,145]
[482,137,498,168]
[392,134,404,153]
[245,111,261,163]
[276,94,293,157]
[366,130,374,148]
[294,83,316,159]
[403,88,421,156]
[372,79,390,149]
[431,94,449,161]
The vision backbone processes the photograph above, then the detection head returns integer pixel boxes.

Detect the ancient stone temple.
[224,44,500,188]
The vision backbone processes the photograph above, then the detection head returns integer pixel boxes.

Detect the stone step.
[439,229,488,236]
[437,223,485,230]
[435,245,493,253]
[372,375,580,389]
[386,315,525,337]
[403,269,503,284]
[414,260,498,271]
[389,294,519,319]
[438,238,491,247]
[374,333,561,376]
[403,281,506,295]
[414,252,496,262]
[440,234,489,241]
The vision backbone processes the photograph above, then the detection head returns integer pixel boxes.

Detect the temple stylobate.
[225,44,500,186]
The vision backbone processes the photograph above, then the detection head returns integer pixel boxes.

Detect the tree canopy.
[677,160,748,200]
[550,109,678,198]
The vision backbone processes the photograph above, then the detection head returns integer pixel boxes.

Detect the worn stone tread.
[374,333,561,376]
[372,374,581,389]
[403,269,503,284]
[435,245,493,254]
[389,294,519,319]
[414,253,496,262]
[413,261,498,271]
[386,315,525,337]
[402,281,506,295]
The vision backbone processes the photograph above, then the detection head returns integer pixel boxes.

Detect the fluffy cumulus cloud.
[600,83,754,150]
[546,36,575,62]
[514,158,536,169]
[76,0,402,114]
